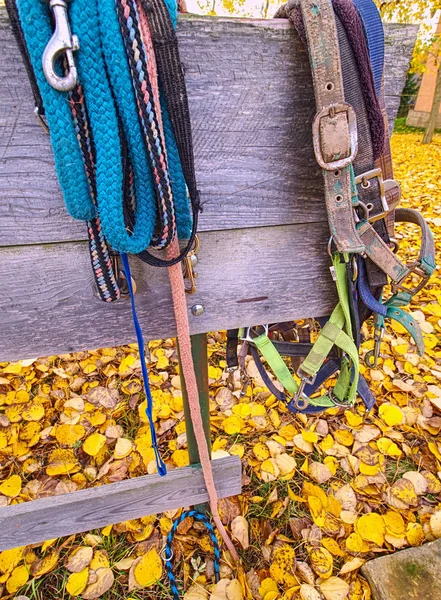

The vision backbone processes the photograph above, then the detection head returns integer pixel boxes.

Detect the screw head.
[190,254,198,267]
[191,304,205,316]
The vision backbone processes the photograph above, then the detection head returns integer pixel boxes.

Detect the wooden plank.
[0,456,241,551]
[0,11,418,247]
[0,223,336,361]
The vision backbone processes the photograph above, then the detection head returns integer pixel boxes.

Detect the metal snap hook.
[42,0,80,92]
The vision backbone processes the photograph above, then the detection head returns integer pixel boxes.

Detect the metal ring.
[160,546,173,562]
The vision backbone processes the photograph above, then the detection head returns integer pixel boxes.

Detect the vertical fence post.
[178,333,211,464]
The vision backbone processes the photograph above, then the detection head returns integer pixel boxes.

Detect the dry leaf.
[231,516,249,549]
[66,568,89,596]
[31,549,59,577]
[320,576,350,600]
[66,546,93,573]
[81,567,114,599]
[300,584,323,600]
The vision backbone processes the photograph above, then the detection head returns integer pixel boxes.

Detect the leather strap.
[299,0,364,253]
[357,207,435,290]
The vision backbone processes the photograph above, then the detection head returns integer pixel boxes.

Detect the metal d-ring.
[160,546,173,562]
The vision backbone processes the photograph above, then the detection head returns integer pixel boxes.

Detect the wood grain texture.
[0,456,241,551]
[0,223,336,361]
[0,11,417,246]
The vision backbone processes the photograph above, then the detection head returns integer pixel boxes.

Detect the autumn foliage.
[0,132,440,599]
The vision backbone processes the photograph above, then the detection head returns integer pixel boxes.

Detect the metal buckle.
[354,168,400,223]
[240,324,269,343]
[391,262,432,296]
[312,103,358,170]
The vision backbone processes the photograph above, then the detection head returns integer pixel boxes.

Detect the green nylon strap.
[252,334,299,397]
[252,254,360,408]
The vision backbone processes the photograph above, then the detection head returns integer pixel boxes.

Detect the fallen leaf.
[133,549,162,587]
[66,546,93,573]
[320,576,350,600]
[82,567,115,599]
[66,568,89,596]
[231,516,249,550]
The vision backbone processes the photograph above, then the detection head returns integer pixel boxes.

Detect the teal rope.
[17,0,192,253]
[15,0,95,221]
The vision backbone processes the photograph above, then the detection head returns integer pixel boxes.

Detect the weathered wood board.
[0,11,418,361]
[0,455,241,550]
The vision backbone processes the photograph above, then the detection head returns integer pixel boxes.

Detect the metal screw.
[191,304,205,316]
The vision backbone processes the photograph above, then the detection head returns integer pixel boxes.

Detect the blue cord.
[163,510,220,599]
[121,253,167,476]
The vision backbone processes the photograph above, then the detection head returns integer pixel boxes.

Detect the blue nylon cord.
[164,510,220,599]
[353,0,384,96]
[120,253,167,476]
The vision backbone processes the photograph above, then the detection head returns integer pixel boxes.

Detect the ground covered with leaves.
[0,131,440,600]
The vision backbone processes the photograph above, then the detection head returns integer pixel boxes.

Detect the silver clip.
[292,369,315,410]
[365,326,384,368]
[42,0,80,92]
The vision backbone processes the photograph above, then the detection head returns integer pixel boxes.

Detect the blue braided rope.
[15,0,95,221]
[164,510,221,599]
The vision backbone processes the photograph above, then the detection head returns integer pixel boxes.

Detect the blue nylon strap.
[286,359,375,414]
[120,254,167,476]
[358,258,425,355]
[352,0,384,96]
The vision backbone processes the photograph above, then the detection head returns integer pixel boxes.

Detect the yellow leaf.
[302,431,318,443]
[41,539,57,553]
[90,550,110,571]
[406,522,425,546]
[287,485,305,503]
[428,442,441,461]
[133,549,162,587]
[0,474,22,498]
[345,533,370,553]
[321,537,344,557]
[258,578,279,597]
[0,547,25,574]
[308,546,333,579]
[261,458,279,482]
[229,443,245,458]
[66,568,89,596]
[275,453,296,476]
[101,525,112,537]
[253,442,270,461]
[83,432,107,457]
[333,429,354,447]
[378,404,404,426]
[222,416,245,435]
[6,564,29,594]
[383,511,405,537]
[172,449,189,468]
[22,403,45,422]
[323,456,338,475]
[345,411,363,428]
[46,448,80,476]
[303,481,328,508]
[156,355,169,370]
[320,434,335,451]
[31,549,59,577]
[279,424,297,441]
[114,438,133,459]
[355,514,385,546]
[55,424,86,446]
[377,437,402,457]
[390,478,418,507]
[3,363,22,374]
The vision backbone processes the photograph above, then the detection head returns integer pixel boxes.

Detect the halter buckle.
[293,368,315,410]
[42,0,80,92]
[312,103,358,170]
[391,262,432,296]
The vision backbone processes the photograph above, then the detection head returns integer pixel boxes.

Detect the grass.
[393,116,441,135]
